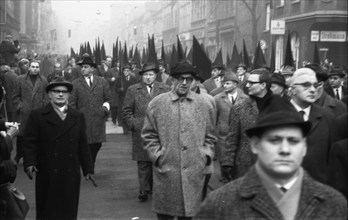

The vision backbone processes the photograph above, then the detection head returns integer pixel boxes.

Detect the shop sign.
[270,20,285,35]
[320,31,346,42]
[311,31,320,42]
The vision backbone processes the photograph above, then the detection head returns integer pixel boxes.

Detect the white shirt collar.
[290,99,311,121]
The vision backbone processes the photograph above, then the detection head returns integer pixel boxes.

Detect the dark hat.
[236,63,247,69]
[223,70,239,83]
[139,62,158,75]
[158,59,166,66]
[329,66,345,78]
[170,60,198,78]
[271,73,287,89]
[77,53,97,68]
[245,95,311,137]
[46,76,73,93]
[305,63,328,82]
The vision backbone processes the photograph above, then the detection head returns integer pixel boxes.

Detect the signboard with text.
[271,20,285,35]
[311,30,347,42]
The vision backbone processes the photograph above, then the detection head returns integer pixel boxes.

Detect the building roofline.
[280,11,348,23]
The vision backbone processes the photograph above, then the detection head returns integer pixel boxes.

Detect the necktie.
[231,96,235,105]
[335,88,340,100]
[280,186,287,193]
[299,110,305,121]
[88,77,92,87]
[148,85,153,94]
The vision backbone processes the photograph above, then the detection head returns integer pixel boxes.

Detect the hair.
[29,59,41,67]
[250,68,271,88]
[289,68,316,86]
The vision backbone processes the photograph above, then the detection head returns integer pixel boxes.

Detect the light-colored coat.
[122,81,170,161]
[142,90,217,217]
[195,167,347,220]
[69,76,111,144]
[12,73,49,135]
[222,91,258,179]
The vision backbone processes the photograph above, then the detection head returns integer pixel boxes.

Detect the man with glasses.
[289,68,338,184]
[142,60,217,220]
[23,77,95,220]
[12,60,49,164]
[245,68,273,110]
[69,54,111,170]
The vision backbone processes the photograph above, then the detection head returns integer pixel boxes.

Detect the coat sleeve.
[78,113,94,175]
[141,102,163,165]
[221,106,239,166]
[122,86,135,130]
[102,78,111,104]
[69,80,78,109]
[202,96,217,165]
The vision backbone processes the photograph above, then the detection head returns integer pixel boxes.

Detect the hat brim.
[139,67,159,75]
[77,62,97,68]
[46,82,73,93]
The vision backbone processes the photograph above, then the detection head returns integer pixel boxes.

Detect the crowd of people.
[0,33,347,219]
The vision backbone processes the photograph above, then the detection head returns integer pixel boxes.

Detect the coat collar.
[170,89,195,102]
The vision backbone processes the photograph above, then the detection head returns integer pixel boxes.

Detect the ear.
[250,136,259,154]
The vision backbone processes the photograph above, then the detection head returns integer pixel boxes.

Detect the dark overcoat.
[202,77,218,94]
[195,167,347,220]
[142,90,217,217]
[69,76,111,144]
[122,81,170,161]
[23,104,93,220]
[12,73,49,135]
[115,74,137,124]
[222,91,258,179]
[315,91,347,117]
[104,67,119,106]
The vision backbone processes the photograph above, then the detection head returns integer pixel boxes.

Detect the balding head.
[289,68,316,87]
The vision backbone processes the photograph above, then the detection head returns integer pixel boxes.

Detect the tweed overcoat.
[221,91,258,179]
[122,81,170,161]
[23,103,94,220]
[194,166,347,220]
[142,90,217,217]
[69,76,111,144]
[104,67,119,106]
[12,73,49,135]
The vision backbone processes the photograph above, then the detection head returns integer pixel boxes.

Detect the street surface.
[12,119,223,220]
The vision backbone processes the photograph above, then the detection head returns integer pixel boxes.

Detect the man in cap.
[115,62,137,134]
[12,60,50,164]
[142,60,217,219]
[123,62,170,202]
[195,95,347,220]
[69,54,111,169]
[289,68,338,184]
[23,77,95,220]
[270,73,290,100]
[326,66,347,101]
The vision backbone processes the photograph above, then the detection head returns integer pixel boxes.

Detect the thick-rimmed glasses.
[51,90,69,94]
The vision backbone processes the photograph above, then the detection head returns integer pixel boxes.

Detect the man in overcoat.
[103,56,119,124]
[69,54,111,169]
[12,60,49,163]
[23,77,95,220]
[195,95,347,220]
[142,60,217,219]
[123,62,170,202]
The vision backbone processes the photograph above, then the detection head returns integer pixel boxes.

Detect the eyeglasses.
[51,90,69,94]
[246,81,261,85]
[293,82,320,90]
[177,76,194,84]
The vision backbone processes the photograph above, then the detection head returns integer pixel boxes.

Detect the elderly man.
[23,77,95,220]
[69,54,111,169]
[195,95,347,220]
[12,60,49,164]
[123,62,170,202]
[142,60,217,220]
[289,68,338,184]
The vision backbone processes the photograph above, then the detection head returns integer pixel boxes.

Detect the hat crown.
[46,76,73,93]
[170,60,198,77]
[223,71,239,83]
[78,53,96,67]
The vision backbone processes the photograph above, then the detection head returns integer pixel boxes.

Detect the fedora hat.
[139,62,158,75]
[77,53,97,68]
[223,71,239,83]
[236,63,247,69]
[246,95,311,137]
[46,76,73,93]
[328,66,345,78]
[270,73,287,89]
[170,60,199,78]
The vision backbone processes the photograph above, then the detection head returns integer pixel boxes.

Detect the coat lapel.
[308,105,323,135]
[56,108,78,138]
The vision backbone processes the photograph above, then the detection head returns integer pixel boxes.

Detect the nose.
[279,139,291,154]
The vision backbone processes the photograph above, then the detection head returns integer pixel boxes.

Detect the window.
[192,0,206,21]
[277,0,285,7]
[265,4,271,31]
[275,36,284,69]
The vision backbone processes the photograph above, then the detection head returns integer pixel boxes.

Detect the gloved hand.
[25,166,38,180]
[222,166,234,182]
[86,173,97,187]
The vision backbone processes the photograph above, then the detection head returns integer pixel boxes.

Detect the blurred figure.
[270,73,290,100]
[203,62,224,93]
[0,34,20,65]
[195,96,347,220]
[104,56,119,125]
[280,65,295,86]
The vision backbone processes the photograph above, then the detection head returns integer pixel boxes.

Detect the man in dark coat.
[123,62,170,202]
[69,54,111,169]
[12,60,50,164]
[0,35,20,65]
[142,60,216,219]
[326,66,348,101]
[289,68,338,184]
[195,96,347,220]
[104,56,119,125]
[115,63,137,134]
[23,77,95,220]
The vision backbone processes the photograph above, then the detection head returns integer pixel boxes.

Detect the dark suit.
[326,85,348,101]
[23,103,93,220]
[303,104,338,184]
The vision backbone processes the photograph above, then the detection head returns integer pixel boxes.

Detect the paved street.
[12,120,223,220]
